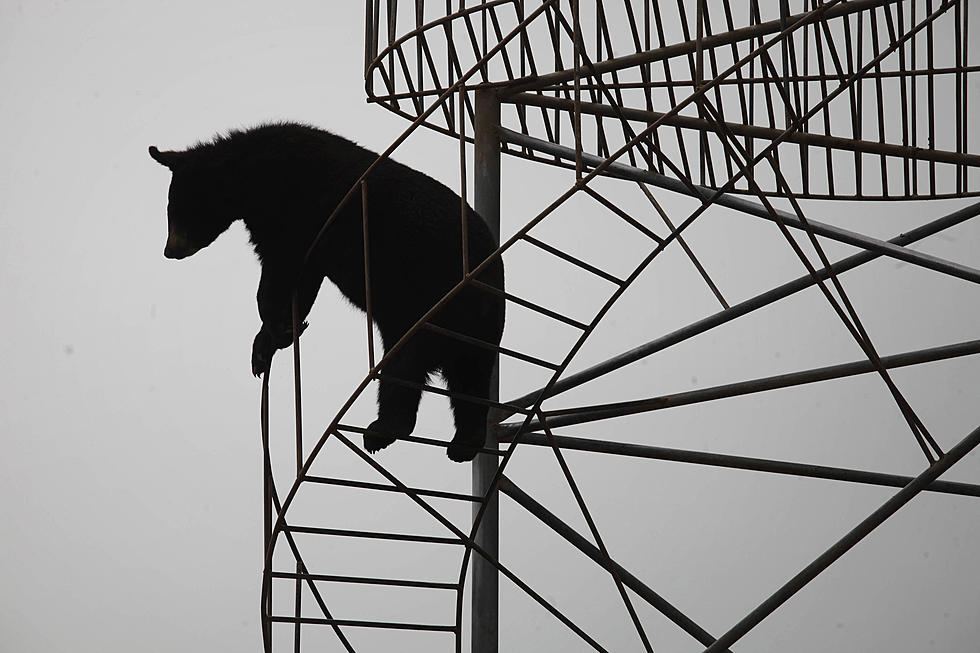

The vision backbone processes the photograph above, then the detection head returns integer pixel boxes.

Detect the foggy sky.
[2,2,979,652]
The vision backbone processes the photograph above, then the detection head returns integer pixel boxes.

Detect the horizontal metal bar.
[271,570,458,590]
[522,234,626,286]
[324,433,608,652]
[502,201,980,413]
[703,422,980,652]
[368,64,980,106]
[270,616,456,632]
[499,339,980,435]
[336,423,506,457]
[375,373,533,415]
[501,0,900,93]
[285,525,462,546]
[525,65,980,90]
[509,92,980,168]
[302,475,482,502]
[472,279,590,330]
[498,127,980,285]
[498,476,731,652]
[510,433,980,498]
[422,322,561,370]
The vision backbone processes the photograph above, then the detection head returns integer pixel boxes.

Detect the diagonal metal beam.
[507,92,980,168]
[507,433,980,498]
[498,476,734,653]
[702,422,980,652]
[501,0,901,94]
[498,338,980,435]
[500,200,980,415]
[497,127,980,285]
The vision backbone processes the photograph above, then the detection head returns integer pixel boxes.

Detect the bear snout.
[164,232,200,259]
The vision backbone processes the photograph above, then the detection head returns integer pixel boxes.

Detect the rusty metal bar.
[497,127,980,285]
[259,370,355,653]
[271,616,456,632]
[471,279,590,330]
[499,338,980,435]
[421,322,561,371]
[323,429,610,652]
[362,180,376,369]
[535,412,655,652]
[521,233,626,285]
[284,525,463,546]
[502,200,980,413]
[336,422,505,457]
[502,0,900,93]
[509,432,980,498]
[498,476,732,653]
[702,422,980,653]
[375,373,531,416]
[472,86,500,653]
[271,570,458,591]
[506,91,980,168]
[301,475,482,502]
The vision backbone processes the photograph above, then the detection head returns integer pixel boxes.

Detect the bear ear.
[148,145,186,170]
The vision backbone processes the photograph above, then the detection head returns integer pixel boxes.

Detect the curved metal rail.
[365,0,978,199]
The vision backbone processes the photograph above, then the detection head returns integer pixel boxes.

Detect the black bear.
[149,122,504,462]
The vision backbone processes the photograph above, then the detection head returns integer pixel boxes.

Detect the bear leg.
[444,349,496,462]
[365,345,427,454]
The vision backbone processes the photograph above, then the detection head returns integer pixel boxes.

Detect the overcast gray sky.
[2,2,980,652]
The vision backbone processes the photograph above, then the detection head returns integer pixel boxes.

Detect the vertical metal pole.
[472,87,500,653]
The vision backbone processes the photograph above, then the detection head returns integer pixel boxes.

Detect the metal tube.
[497,127,980,285]
[472,87,500,653]
[702,423,980,653]
[501,200,980,413]
[509,433,980,498]
[284,525,463,546]
[502,0,901,93]
[270,616,456,632]
[498,476,732,652]
[301,474,482,502]
[271,571,458,591]
[507,91,980,168]
[499,338,980,434]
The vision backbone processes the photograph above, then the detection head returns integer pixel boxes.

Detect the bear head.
[149,145,237,260]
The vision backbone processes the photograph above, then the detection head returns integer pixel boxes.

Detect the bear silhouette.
[150,122,504,462]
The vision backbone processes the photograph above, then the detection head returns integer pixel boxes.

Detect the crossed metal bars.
[365,0,976,199]
[257,2,980,652]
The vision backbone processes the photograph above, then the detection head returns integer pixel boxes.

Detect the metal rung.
[270,616,456,632]
[510,433,980,498]
[581,186,663,243]
[471,279,589,330]
[302,474,482,502]
[375,373,534,416]
[521,234,626,285]
[336,423,506,457]
[285,525,462,546]
[422,322,561,370]
[271,570,458,590]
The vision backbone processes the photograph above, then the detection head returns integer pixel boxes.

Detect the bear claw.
[446,441,480,463]
[363,419,412,453]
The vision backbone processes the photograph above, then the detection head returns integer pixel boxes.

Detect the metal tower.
[260,2,980,651]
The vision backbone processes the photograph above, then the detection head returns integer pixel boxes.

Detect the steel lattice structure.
[259,2,980,651]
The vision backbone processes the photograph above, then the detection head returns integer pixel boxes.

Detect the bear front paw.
[251,329,276,377]
[363,418,413,453]
[269,320,309,349]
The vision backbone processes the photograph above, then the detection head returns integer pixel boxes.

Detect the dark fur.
[150,122,504,461]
